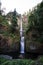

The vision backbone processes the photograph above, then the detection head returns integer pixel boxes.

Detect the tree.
[27,1,43,32]
[37,1,43,32]
[26,1,43,43]
[11,9,17,33]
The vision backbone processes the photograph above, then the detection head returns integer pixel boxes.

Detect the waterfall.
[20,17,25,54]
[20,18,22,36]
[20,36,24,53]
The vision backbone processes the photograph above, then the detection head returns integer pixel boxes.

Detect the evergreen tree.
[11,9,17,33]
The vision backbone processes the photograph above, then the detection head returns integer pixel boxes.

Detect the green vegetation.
[0,56,43,65]
[27,1,43,34]
[10,9,18,33]
[25,1,43,52]
[27,1,43,32]
[0,9,20,53]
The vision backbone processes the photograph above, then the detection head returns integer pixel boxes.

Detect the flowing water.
[20,36,24,53]
[20,17,25,54]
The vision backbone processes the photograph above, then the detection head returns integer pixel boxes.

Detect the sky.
[1,0,42,14]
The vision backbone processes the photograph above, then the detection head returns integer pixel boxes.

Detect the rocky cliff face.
[25,29,43,54]
[0,23,20,53]
[0,34,20,53]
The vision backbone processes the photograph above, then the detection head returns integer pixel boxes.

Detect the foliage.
[11,9,18,33]
[0,10,20,52]
[6,9,18,34]
[12,9,17,26]
[0,15,9,28]
[0,56,43,65]
[0,57,7,64]
[26,1,43,44]
[27,1,43,32]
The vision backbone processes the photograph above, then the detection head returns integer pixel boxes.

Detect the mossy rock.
[0,34,20,53]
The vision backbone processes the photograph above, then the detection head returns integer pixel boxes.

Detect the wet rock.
[0,55,12,59]
[19,54,25,59]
